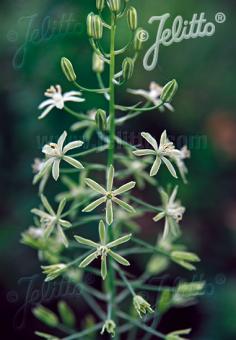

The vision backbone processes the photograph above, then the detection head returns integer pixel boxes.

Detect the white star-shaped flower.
[133,131,181,177]
[35,131,84,182]
[128,82,174,111]
[38,85,85,119]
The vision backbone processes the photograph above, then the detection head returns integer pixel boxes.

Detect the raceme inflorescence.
[22,1,204,339]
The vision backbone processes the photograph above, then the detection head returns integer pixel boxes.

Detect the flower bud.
[160,79,178,103]
[92,15,103,40]
[133,295,154,318]
[87,12,95,37]
[101,319,116,337]
[33,305,59,327]
[106,0,121,14]
[58,301,76,328]
[95,109,107,131]
[134,28,144,51]
[127,7,138,31]
[122,57,134,81]
[61,57,77,82]
[92,53,104,73]
[96,0,105,11]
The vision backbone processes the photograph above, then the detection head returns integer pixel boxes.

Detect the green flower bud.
[58,301,76,328]
[107,0,121,14]
[92,52,104,73]
[101,319,116,337]
[92,15,103,40]
[87,12,95,37]
[160,79,178,103]
[133,295,154,318]
[127,7,138,31]
[61,57,77,82]
[122,57,134,81]
[134,28,144,51]
[33,305,59,327]
[95,109,107,131]
[96,0,105,11]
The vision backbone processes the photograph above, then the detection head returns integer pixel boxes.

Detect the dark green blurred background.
[1,0,236,339]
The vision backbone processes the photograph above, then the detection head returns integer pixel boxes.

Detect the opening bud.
[92,53,104,73]
[122,57,134,81]
[61,57,77,82]
[127,7,138,31]
[160,79,178,103]
[106,0,121,14]
[95,109,107,131]
[134,28,144,51]
[96,0,105,11]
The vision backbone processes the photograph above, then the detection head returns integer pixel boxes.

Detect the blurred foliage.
[0,0,236,339]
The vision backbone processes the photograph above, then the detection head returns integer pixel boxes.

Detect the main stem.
[106,13,118,338]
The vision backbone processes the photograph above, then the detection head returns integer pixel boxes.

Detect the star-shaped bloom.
[31,195,71,247]
[133,295,154,318]
[82,165,136,225]
[38,85,85,119]
[133,131,181,178]
[153,187,185,241]
[128,82,174,111]
[75,220,131,280]
[34,131,84,182]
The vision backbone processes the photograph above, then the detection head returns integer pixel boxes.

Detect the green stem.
[106,13,118,338]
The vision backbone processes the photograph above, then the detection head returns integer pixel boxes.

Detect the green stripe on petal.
[162,157,177,178]
[108,250,130,266]
[74,235,99,248]
[141,132,158,151]
[63,156,84,169]
[107,234,132,248]
[106,199,113,225]
[52,159,61,181]
[112,197,135,213]
[113,181,136,196]
[79,251,98,268]
[107,165,114,192]
[150,157,161,177]
[41,195,55,215]
[101,257,107,280]
[84,178,106,194]
[133,149,156,156]
[99,220,106,244]
[82,196,106,212]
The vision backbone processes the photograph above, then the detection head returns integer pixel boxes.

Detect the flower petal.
[133,149,156,156]
[38,99,54,109]
[82,196,106,212]
[113,181,136,196]
[107,165,114,192]
[41,194,55,215]
[57,131,67,151]
[106,199,113,225]
[63,156,84,169]
[112,197,135,213]
[107,234,132,248]
[150,157,161,177]
[101,257,107,280]
[108,250,130,266]
[162,157,177,178]
[79,251,98,268]
[153,211,165,222]
[159,130,167,148]
[141,132,158,151]
[52,159,61,181]
[99,220,106,244]
[57,198,66,216]
[84,178,106,194]
[57,225,69,248]
[63,141,84,154]
[38,104,55,119]
[74,235,99,248]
